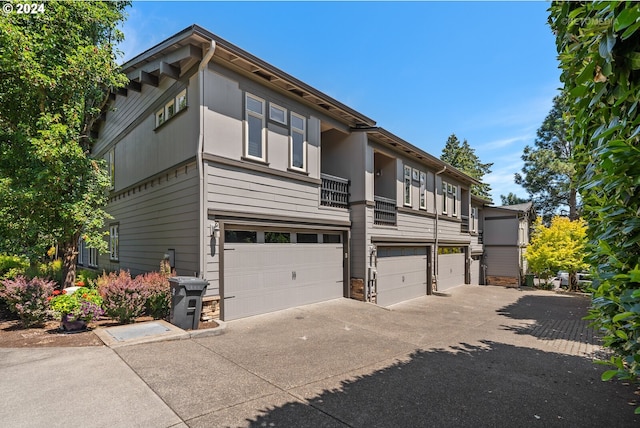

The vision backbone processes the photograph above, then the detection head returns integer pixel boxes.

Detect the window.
[245,93,266,160]
[265,231,291,243]
[471,207,477,232]
[404,165,412,206]
[269,103,287,125]
[106,148,115,190]
[322,234,342,244]
[438,246,464,255]
[225,230,257,243]
[419,172,426,210]
[442,181,448,213]
[296,233,318,243]
[109,224,119,261]
[290,112,306,170]
[155,89,187,128]
[88,248,98,268]
[452,185,458,216]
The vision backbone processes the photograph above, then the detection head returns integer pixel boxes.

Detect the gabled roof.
[494,202,534,212]
[120,24,376,128]
[360,127,481,186]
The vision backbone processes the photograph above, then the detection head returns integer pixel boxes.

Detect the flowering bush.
[138,271,171,320]
[0,276,55,327]
[49,287,104,322]
[97,270,149,324]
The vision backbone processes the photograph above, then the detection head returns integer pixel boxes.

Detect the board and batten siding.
[100,163,200,279]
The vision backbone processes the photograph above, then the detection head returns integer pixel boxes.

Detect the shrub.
[0,254,29,279]
[76,269,100,288]
[25,259,63,286]
[97,270,149,324]
[138,271,171,320]
[0,276,55,327]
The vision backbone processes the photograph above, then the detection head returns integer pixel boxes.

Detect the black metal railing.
[374,195,397,226]
[321,173,349,208]
[478,230,483,244]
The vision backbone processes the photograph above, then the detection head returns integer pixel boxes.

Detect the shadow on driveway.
[248,341,638,428]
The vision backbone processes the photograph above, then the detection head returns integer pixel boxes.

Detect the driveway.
[1,285,638,427]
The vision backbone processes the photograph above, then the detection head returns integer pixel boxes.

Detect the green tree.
[500,192,529,206]
[526,216,588,289]
[550,1,640,396]
[440,134,493,200]
[0,1,129,287]
[515,94,578,222]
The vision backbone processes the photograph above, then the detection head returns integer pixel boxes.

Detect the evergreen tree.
[440,134,493,201]
[515,94,578,222]
[500,193,529,206]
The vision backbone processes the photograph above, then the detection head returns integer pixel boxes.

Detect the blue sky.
[119,1,561,203]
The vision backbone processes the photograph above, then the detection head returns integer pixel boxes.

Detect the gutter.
[433,165,447,293]
[197,40,216,278]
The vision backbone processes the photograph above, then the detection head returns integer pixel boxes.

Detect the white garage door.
[376,247,428,307]
[223,230,343,321]
[438,249,465,291]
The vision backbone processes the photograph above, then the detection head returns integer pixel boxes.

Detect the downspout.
[433,165,447,293]
[197,40,216,278]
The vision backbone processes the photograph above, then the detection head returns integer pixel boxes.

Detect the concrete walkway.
[1,285,637,427]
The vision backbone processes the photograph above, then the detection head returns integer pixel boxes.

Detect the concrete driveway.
[1,285,638,427]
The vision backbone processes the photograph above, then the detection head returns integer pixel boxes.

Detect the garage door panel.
[438,253,465,291]
[376,246,428,307]
[224,242,343,320]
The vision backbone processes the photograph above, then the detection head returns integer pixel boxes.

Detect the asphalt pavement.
[1,285,637,427]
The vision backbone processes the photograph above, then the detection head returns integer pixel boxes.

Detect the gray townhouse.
[82,25,489,321]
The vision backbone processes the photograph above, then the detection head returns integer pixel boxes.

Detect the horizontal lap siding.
[369,209,436,240]
[484,247,519,277]
[101,165,199,277]
[206,163,349,223]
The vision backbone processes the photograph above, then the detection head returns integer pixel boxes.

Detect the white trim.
[245,93,266,161]
[452,185,458,216]
[419,171,426,210]
[109,224,119,261]
[290,112,306,171]
[269,103,287,125]
[176,89,187,112]
[442,181,448,214]
[403,164,412,207]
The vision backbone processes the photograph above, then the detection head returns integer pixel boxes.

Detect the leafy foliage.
[549,1,640,393]
[139,271,172,320]
[49,287,104,322]
[525,216,588,286]
[0,1,130,286]
[97,270,149,324]
[0,254,29,279]
[515,94,578,222]
[500,192,529,206]
[440,134,493,200]
[0,276,55,327]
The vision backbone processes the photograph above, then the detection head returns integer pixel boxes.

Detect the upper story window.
[155,89,187,128]
[106,148,115,190]
[419,171,426,210]
[404,165,412,206]
[269,103,287,125]
[442,181,448,214]
[471,207,477,232]
[290,112,306,171]
[451,185,458,216]
[245,93,266,161]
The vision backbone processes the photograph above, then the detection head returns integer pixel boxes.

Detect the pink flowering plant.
[98,270,150,324]
[0,276,55,327]
[49,287,104,322]
[139,271,172,320]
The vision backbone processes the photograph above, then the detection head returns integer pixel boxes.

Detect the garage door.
[438,248,465,291]
[223,230,343,320]
[376,246,428,307]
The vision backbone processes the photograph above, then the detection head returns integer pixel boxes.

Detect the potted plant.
[49,287,104,332]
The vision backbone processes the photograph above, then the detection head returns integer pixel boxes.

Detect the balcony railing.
[461,215,470,233]
[321,173,349,209]
[374,195,397,226]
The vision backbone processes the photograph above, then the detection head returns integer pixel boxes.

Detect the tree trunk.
[61,241,78,289]
[569,187,578,220]
[569,271,579,292]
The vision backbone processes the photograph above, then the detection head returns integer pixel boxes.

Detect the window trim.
[289,112,307,171]
[452,185,458,216]
[109,224,119,262]
[269,103,287,125]
[471,207,477,232]
[442,181,448,214]
[155,89,188,129]
[106,148,115,190]
[245,93,266,162]
[404,165,412,207]
[419,171,427,210]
